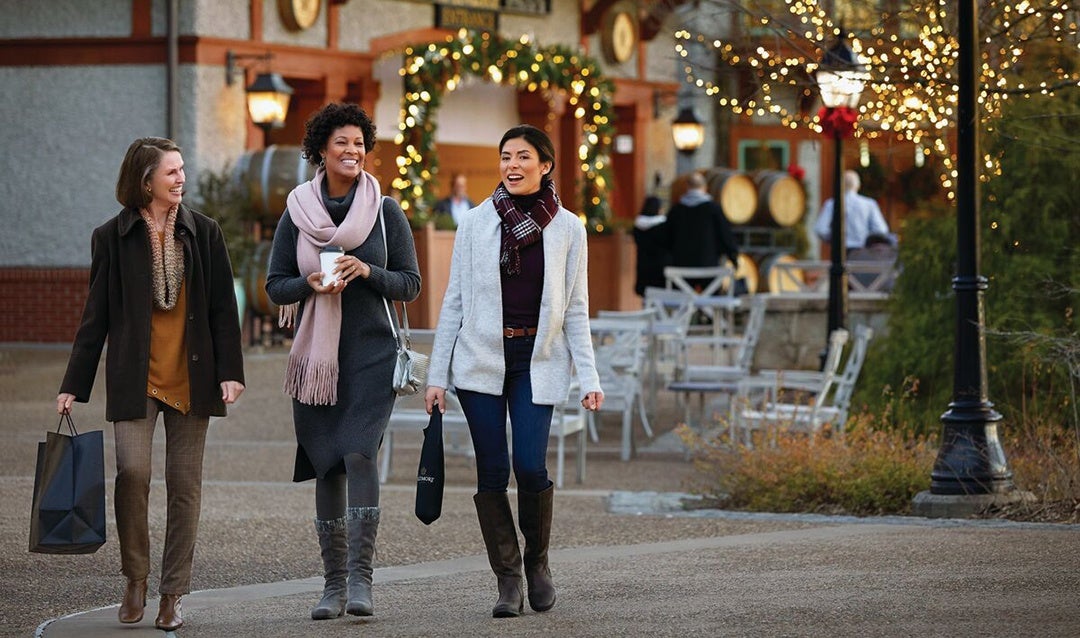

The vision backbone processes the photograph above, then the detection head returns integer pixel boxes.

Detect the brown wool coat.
[60,204,245,422]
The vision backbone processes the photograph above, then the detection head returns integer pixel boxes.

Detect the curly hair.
[300,103,377,167]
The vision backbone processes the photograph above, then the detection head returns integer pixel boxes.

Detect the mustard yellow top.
[146,232,191,413]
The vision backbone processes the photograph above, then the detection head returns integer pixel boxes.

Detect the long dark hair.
[499,124,556,182]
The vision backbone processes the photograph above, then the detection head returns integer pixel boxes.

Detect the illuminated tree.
[673,0,1080,192]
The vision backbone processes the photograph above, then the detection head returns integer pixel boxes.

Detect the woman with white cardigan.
[425,124,604,618]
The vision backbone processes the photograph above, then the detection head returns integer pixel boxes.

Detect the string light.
[676,0,1080,190]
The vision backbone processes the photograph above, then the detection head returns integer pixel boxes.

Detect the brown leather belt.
[503,326,538,339]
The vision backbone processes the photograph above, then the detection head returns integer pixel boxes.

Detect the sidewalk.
[4,346,1080,637]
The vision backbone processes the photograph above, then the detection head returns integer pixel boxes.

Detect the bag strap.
[377,199,411,349]
[56,412,78,436]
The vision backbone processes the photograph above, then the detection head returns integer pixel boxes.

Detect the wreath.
[394,30,616,232]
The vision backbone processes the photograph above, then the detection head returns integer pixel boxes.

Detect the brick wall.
[0,268,89,343]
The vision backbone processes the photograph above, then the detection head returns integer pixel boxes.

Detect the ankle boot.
[311,517,348,620]
[474,491,524,618]
[345,506,379,616]
[118,577,147,623]
[154,594,183,631]
[518,484,556,612]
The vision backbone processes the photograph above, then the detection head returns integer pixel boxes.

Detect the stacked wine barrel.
[670,168,806,294]
[235,145,316,225]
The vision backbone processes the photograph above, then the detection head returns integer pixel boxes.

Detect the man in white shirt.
[814,170,890,253]
[433,173,475,228]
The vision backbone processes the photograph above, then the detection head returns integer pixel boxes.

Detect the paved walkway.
[35,510,1080,638]
[5,346,1080,637]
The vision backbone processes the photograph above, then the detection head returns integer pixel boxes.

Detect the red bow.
[818,106,859,139]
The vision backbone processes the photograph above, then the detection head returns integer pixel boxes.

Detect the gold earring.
[146,186,152,193]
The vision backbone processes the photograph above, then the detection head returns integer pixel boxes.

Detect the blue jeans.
[456,335,553,494]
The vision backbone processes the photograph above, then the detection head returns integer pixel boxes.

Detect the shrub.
[679,418,935,516]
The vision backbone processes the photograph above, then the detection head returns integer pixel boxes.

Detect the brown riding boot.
[118,577,147,623]
[474,491,524,618]
[154,594,183,631]
[518,483,557,612]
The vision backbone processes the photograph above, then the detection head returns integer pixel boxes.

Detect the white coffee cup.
[319,245,345,287]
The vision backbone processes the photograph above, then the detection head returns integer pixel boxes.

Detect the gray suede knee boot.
[345,506,379,616]
[474,491,524,618]
[311,517,348,620]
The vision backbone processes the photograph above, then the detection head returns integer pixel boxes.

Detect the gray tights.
[315,452,380,520]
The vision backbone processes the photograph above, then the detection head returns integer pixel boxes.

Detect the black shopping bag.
[414,406,445,525]
[29,414,106,554]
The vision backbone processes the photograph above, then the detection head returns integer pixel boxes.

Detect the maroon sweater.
[501,191,545,329]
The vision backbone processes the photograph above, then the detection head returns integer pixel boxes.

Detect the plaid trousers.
[113,397,209,594]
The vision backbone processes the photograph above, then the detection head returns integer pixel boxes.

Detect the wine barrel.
[705,168,757,225]
[236,145,315,224]
[244,241,277,318]
[751,170,805,227]
[732,253,759,295]
[670,169,758,225]
[757,252,802,292]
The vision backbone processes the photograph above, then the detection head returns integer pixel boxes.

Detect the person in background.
[662,170,740,289]
[56,136,245,631]
[433,172,476,228]
[848,232,900,292]
[265,103,420,622]
[814,169,890,254]
[632,174,670,296]
[424,124,603,618]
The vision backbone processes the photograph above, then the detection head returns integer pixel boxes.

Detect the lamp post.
[912,1,1024,515]
[814,32,868,369]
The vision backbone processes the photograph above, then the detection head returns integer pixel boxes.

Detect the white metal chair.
[588,316,651,461]
[732,328,852,444]
[667,294,768,437]
[642,287,697,416]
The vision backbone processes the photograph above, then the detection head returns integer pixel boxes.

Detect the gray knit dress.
[265,190,421,481]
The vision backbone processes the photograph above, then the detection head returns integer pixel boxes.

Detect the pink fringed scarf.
[281,168,381,405]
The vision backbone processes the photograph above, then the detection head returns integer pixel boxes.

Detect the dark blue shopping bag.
[414,406,444,525]
[29,414,106,554]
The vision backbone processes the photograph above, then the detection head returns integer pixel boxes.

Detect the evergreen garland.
[393,30,616,232]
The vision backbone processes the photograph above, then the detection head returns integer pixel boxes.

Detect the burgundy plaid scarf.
[491,180,560,276]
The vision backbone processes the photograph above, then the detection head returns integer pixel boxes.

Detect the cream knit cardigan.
[427,198,601,404]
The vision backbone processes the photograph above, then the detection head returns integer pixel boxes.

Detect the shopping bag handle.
[55,412,79,436]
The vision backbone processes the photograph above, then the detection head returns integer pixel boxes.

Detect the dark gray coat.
[265,197,420,481]
[60,205,245,421]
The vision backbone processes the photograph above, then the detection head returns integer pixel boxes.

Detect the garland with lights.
[393,30,616,232]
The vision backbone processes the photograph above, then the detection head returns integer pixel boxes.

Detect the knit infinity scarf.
[281,168,382,406]
[139,206,184,310]
[491,179,559,276]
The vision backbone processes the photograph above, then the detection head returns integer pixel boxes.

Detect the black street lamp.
[814,31,869,369]
[913,1,1022,512]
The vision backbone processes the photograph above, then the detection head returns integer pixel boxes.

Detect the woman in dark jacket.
[265,103,420,621]
[57,137,245,631]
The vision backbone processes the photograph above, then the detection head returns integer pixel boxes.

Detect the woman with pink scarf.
[265,103,420,621]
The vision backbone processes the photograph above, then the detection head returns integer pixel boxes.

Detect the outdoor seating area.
[384,289,880,475]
